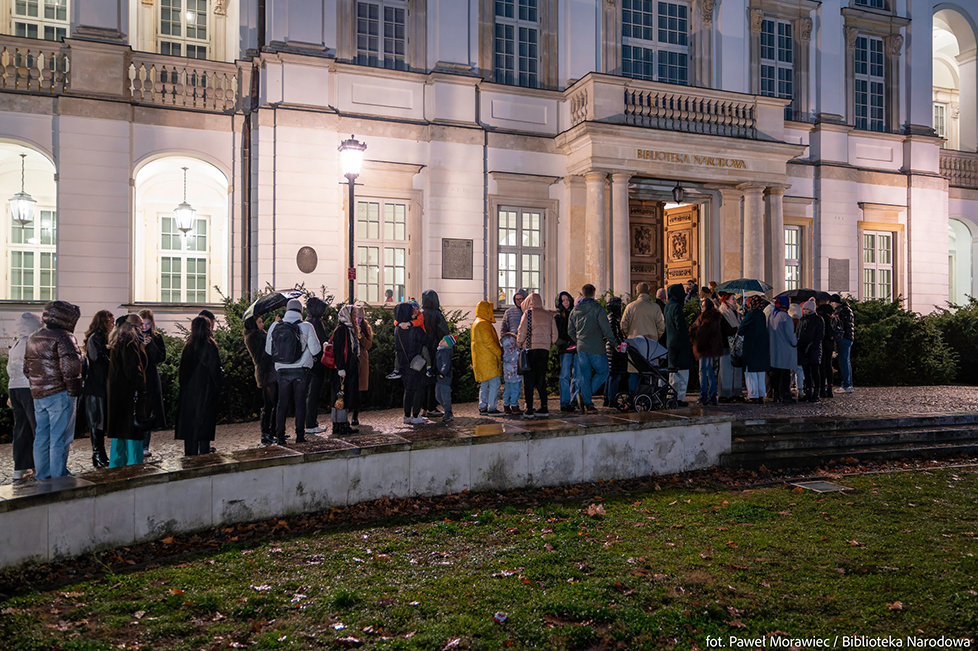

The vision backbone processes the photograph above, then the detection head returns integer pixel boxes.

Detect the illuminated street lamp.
[173,166,196,233]
[339,135,366,305]
[672,181,686,205]
[8,153,36,227]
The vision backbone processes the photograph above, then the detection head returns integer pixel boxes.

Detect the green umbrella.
[715,278,773,294]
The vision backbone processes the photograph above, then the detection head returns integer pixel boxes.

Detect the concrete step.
[721,440,978,470]
[730,412,978,438]
[730,424,978,454]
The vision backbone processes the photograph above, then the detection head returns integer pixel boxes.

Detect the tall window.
[854,0,887,9]
[621,0,689,85]
[160,215,208,303]
[934,102,947,146]
[784,225,801,291]
[761,19,794,120]
[8,209,56,301]
[356,1,407,70]
[497,207,544,307]
[862,231,893,300]
[13,0,68,41]
[854,35,885,132]
[159,0,208,59]
[356,200,408,304]
[494,0,540,88]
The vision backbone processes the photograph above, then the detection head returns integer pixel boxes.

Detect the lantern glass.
[174,201,196,233]
[9,192,36,226]
[672,183,685,204]
[338,137,366,178]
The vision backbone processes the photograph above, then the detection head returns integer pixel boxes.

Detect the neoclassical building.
[0,0,976,335]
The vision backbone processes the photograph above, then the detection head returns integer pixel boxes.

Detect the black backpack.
[271,320,302,364]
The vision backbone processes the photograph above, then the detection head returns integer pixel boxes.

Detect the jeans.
[745,371,767,399]
[670,369,689,402]
[559,353,579,407]
[502,377,522,406]
[110,438,145,467]
[575,352,609,407]
[718,353,742,398]
[435,383,453,418]
[276,368,310,439]
[10,388,36,472]
[605,373,625,404]
[33,391,76,480]
[479,376,501,411]
[698,357,717,403]
[837,338,853,389]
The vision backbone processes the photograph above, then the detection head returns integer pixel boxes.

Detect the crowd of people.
[5,283,856,483]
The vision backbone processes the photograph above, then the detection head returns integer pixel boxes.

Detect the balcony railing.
[0,35,69,93]
[565,73,789,142]
[940,149,978,189]
[128,53,239,112]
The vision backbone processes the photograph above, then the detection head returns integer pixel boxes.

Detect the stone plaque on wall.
[828,258,850,292]
[296,246,318,274]
[442,238,474,280]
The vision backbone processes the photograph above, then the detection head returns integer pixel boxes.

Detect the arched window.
[0,144,57,302]
[133,156,228,305]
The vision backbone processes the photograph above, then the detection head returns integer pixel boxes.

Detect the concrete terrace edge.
[0,417,732,568]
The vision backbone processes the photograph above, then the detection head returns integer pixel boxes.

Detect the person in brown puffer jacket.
[23,300,83,480]
[689,298,724,406]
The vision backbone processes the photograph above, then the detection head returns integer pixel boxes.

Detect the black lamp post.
[338,135,366,305]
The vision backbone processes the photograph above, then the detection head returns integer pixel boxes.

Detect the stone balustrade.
[0,34,69,94]
[565,73,789,142]
[940,149,978,189]
[128,53,239,112]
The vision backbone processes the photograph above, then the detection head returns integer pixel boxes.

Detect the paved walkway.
[2,386,976,485]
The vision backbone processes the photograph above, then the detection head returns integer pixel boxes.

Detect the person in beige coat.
[620,282,666,390]
[517,292,557,418]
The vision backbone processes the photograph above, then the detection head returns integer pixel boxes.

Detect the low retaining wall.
[0,412,731,568]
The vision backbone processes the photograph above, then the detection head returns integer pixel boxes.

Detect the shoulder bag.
[518,309,533,375]
[321,332,337,369]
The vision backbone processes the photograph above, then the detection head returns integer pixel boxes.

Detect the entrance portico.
[556,120,806,297]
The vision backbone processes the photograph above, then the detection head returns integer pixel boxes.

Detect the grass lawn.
[0,467,976,650]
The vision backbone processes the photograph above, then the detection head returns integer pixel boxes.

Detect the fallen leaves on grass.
[585,504,606,517]
[335,636,362,647]
[441,638,462,650]
[888,601,904,611]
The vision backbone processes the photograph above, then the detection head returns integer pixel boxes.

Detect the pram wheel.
[664,398,679,410]
[613,392,632,412]
[634,394,654,412]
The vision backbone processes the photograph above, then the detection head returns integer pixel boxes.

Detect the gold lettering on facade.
[636,149,748,170]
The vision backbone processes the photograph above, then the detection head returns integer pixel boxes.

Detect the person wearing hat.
[435,334,457,423]
[830,294,855,392]
[768,295,798,403]
[265,299,322,445]
[797,298,824,402]
[500,288,528,336]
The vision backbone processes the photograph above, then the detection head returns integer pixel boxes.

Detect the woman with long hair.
[106,315,150,467]
[175,316,222,455]
[330,305,361,435]
[136,308,167,456]
[82,310,113,468]
[353,303,373,427]
[243,314,277,445]
[689,297,724,406]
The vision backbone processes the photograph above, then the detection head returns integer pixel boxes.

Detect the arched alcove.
[949,217,977,305]
[934,6,978,151]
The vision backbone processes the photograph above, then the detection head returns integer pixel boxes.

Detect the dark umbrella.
[715,278,773,294]
[243,288,306,321]
[775,289,831,304]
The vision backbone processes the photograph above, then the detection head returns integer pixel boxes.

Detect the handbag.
[321,333,336,369]
[133,390,155,431]
[410,354,427,372]
[728,334,744,368]
[518,309,533,375]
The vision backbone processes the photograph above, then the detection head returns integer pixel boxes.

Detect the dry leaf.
[726,621,747,628]
[134,610,146,620]
[888,601,904,611]
[441,638,462,650]
[161,537,176,545]
[336,636,362,647]
[585,504,606,517]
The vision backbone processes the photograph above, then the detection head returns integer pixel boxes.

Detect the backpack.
[271,320,303,364]
[830,313,845,342]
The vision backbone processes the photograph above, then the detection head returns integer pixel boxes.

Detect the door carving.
[628,199,662,294]
[663,205,698,286]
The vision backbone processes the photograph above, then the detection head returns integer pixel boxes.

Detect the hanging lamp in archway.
[8,153,36,227]
[173,166,196,233]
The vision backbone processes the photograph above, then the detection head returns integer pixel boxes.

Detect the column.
[766,186,786,294]
[718,187,744,281]
[585,172,609,295]
[740,184,766,281]
[611,173,631,297]
[958,52,977,151]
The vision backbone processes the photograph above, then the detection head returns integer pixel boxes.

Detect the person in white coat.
[265,299,322,445]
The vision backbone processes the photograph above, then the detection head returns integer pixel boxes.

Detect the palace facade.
[0,0,976,334]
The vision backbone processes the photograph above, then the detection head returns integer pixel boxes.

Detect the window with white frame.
[621,0,689,85]
[13,0,68,41]
[7,209,56,301]
[494,0,540,88]
[784,225,801,291]
[934,102,947,146]
[159,0,208,59]
[159,214,208,303]
[854,0,887,9]
[356,0,407,70]
[862,230,893,300]
[356,199,408,304]
[760,19,794,120]
[497,207,544,308]
[854,35,885,132]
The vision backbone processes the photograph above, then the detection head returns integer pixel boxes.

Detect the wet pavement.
[2,385,976,486]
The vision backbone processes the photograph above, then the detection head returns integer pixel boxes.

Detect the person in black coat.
[304,297,331,435]
[816,300,836,398]
[175,317,223,456]
[604,297,628,406]
[244,315,278,445]
[797,299,824,403]
[106,315,150,467]
[394,302,428,424]
[421,289,450,416]
[137,309,167,456]
[737,296,770,404]
[330,305,361,436]
[664,284,694,405]
[82,310,113,468]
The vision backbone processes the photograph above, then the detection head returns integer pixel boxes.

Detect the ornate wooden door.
[628,199,662,294]
[663,205,698,288]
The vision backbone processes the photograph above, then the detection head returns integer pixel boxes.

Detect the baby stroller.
[612,336,680,412]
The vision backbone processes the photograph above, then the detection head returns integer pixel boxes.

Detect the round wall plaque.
[296,246,318,274]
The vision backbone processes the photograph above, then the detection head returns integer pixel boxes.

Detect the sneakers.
[479,408,488,416]
[442,414,454,423]
[537,410,550,419]
[12,469,25,480]
[584,404,599,414]
[509,406,523,416]
[522,411,536,419]
[487,409,502,416]
[843,386,854,393]
[403,416,412,424]
[503,406,513,415]
[305,425,324,434]
[428,409,444,417]
[260,433,274,446]
[410,416,430,425]
[386,370,401,380]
